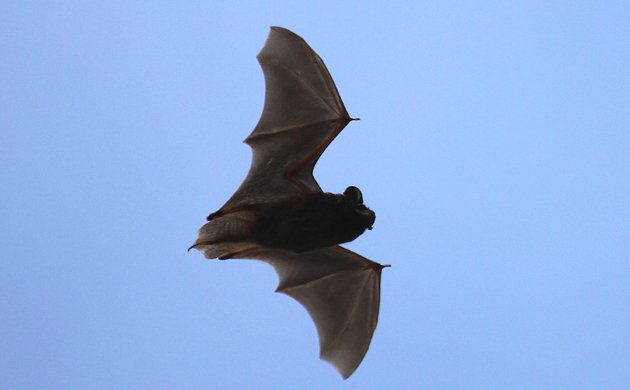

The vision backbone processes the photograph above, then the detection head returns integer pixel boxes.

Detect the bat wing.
[220,26,353,211]
[235,245,386,379]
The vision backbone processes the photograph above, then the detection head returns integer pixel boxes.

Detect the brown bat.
[189,26,387,379]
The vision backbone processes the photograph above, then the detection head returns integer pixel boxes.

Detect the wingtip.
[337,365,355,380]
[320,354,358,380]
[269,26,294,36]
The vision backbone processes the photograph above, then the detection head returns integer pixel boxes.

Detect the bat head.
[342,186,376,231]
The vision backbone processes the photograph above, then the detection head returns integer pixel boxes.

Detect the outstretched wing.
[220,26,353,212]
[234,245,386,379]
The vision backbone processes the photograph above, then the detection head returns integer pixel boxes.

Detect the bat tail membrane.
[189,211,258,259]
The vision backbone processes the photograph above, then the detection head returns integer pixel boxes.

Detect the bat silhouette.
[190,26,387,379]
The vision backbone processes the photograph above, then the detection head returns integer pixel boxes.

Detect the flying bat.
[190,26,387,379]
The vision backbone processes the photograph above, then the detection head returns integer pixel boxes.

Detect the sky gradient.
[2,1,629,389]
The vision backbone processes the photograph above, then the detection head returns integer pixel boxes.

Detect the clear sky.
[2,1,629,389]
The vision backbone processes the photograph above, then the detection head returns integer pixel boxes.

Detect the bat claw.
[188,240,217,252]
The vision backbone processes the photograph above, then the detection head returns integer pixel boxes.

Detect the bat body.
[190,27,386,379]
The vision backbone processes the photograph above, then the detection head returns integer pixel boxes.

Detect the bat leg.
[218,245,260,260]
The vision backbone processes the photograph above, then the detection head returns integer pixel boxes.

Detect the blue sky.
[2,1,629,389]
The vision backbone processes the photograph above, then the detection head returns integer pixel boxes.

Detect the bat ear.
[343,186,363,205]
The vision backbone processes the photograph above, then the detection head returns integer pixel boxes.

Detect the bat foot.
[188,240,218,252]
[206,210,223,221]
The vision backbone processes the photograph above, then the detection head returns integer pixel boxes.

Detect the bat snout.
[359,208,376,230]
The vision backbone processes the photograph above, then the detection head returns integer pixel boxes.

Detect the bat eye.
[344,186,363,205]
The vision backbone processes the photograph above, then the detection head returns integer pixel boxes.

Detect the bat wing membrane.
[235,245,385,379]
[220,27,352,211]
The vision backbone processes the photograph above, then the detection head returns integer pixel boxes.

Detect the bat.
[190,26,387,379]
